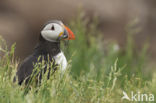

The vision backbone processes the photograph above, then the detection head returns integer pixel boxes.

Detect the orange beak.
[64,25,75,40]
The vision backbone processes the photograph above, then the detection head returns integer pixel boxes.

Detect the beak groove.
[64,26,75,40]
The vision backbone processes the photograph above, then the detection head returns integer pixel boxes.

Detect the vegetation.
[0,13,155,103]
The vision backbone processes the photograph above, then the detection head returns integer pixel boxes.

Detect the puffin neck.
[35,35,61,56]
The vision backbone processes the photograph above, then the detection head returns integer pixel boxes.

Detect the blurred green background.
[0,0,156,61]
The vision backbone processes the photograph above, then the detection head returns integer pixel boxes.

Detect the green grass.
[0,13,156,103]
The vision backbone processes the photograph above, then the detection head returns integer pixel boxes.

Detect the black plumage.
[14,35,61,85]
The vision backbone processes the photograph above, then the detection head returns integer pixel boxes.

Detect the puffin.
[14,20,75,85]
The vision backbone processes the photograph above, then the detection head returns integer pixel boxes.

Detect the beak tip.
[65,25,75,40]
[69,33,75,40]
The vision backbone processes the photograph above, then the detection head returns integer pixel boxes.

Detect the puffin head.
[41,20,75,42]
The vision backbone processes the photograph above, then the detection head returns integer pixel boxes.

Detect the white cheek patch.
[41,30,60,41]
[41,23,64,42]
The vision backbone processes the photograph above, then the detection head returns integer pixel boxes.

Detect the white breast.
[53,52,67,71]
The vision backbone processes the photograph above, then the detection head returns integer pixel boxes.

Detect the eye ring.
[51,25,55,30]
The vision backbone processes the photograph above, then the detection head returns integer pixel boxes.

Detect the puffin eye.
[51,25,55,30]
